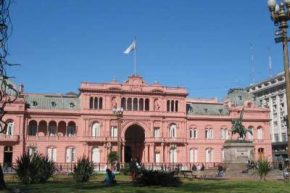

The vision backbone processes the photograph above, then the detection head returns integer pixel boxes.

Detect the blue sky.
[6,0,284,99]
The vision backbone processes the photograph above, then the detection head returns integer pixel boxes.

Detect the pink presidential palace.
[0,75,272,170]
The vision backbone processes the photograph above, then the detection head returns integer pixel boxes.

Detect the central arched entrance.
[124,124,145,163]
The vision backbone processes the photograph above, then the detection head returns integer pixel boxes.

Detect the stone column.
[160,142,164,163]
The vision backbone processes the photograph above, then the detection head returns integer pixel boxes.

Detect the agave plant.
[73,156,94,182]
[15,153,56,184]
[256,159,271,181]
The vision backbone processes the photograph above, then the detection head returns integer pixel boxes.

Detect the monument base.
[223,142,254,165]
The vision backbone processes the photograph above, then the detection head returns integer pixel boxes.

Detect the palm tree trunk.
[0,164,6,190]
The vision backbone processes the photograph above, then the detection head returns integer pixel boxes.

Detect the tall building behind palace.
[0,75,272,170]
[246,72,288,161]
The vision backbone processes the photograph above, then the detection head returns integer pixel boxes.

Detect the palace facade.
[0,75,272,170]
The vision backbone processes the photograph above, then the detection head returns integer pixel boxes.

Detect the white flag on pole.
[124,40,136,54]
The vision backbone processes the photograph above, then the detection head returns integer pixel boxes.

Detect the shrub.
[107,151,118,164]
[120,163,130,175]
[256,159,271,181]
[135,170,181,187]
[37,156,56,183]
[73,156,94,182]
[15,153,56,184]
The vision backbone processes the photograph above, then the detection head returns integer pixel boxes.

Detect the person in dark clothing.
[104,169,116,186]
[129,158,138,181]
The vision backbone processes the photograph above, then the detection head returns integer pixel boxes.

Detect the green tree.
[107,151,118,164]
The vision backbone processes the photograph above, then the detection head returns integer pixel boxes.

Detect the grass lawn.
[4,174,290,193]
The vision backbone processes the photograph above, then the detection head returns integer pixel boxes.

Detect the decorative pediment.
[125,75,146,86]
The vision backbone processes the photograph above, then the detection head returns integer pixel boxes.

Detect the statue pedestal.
[223,142,254,167]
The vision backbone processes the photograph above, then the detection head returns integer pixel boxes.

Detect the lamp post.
[112,107,124,164]
[267,0,290,158]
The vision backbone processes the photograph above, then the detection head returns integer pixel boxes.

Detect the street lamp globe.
[284,0,290,7]
[268,0,276,9]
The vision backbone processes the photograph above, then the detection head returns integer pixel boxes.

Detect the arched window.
[247,126,254,141]
[48,121,57,136]
[205,148,213,163]
[89,97,94,109]
[99,97,103,109]
[257,127,263,140]
[92,147,100,163]
[145,98,149,111]
[205,128,213,139]
[28,120,37,136]
[171,100,174,112]
[38,121,47,137]
[47,147,57,162]
[221,128,228,140]
[139,98,144,111]
[67,122,76,137]
[6,121,14,136]
[167,100,170,112]
[127,98,132,111]
[169,124,177,138]
[92,122,101,137]
[175,100,178,112]
[189,148,197,163]
[66,147,76,163]
[121,98,126,110]
[94,97,98,109]
[58,121,66,137]
[133,98,138,111]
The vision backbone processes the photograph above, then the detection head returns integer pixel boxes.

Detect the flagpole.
[134,38,137,75]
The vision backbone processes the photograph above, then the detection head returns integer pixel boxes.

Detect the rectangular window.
[190,129,197,139]
[221,128,228,140]
[28,147,37,156]
[274,133,279,142]
[47,148,57,162]
[6,122,14,136]
[282,133,287,142]
[111,127,118,138]
[153,127,160,138]
[206,129,213,139]
[155,152,160,163]
[66,147,76,163]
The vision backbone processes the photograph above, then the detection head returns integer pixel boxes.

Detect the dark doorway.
[3,146,13,167]
[125,124,145,163]
[258,148,265,160]
[125,145,132,163]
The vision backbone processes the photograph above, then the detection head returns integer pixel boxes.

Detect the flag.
[124,40,136,54]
